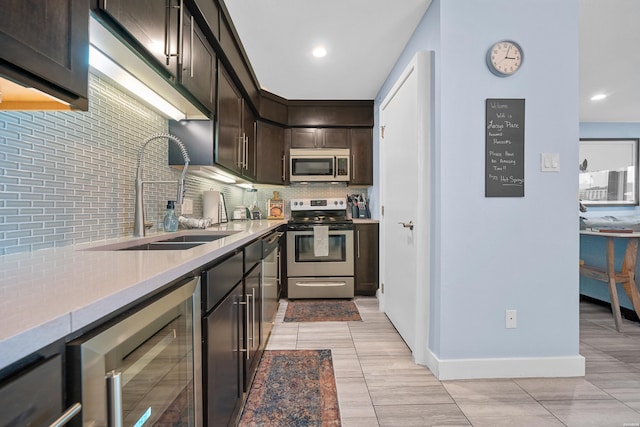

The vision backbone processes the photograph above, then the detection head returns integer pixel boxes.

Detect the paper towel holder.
[219,193,228,223]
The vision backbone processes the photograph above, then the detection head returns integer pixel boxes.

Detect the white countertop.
[580,230,640,238]
[0,219,285,369]
[352,218,379,224]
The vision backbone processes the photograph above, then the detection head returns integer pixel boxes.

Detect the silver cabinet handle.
[235,297,247,354]
[165,0,183,65]
[189,14,194,77]
[251,289,255,349]
[357,229,361,259]
[398,221,414,230]
[237,136,244,168]
[244,136,249,169]
[245,292,251,360]
[106,371,123,427]
[281,154,286,182]
[49,403,82,427]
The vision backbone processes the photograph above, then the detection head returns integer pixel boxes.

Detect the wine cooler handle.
[106,370,123,427]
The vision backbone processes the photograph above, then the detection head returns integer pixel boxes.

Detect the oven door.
[286,229,354,277]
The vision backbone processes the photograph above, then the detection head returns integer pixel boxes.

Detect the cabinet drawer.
[245,239,262,272]
[0,355,63,426]
[203,251,243,312]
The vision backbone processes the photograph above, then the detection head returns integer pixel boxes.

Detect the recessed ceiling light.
[312,46,327,58]
[591,93,607,101]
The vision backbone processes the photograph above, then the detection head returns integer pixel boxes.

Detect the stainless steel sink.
[160,234,227,243]
[119,242,205,251]
[85,231,241,251]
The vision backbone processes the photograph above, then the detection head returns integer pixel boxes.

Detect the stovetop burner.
[287,197,352,229]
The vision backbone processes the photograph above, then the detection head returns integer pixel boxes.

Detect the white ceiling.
[226,0,639,122]
[224,0,432,100]
[580,0,640,122]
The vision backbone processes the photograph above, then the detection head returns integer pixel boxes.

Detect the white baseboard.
[424,350,586,380]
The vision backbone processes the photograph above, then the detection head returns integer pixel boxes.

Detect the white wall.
[374,0,583,378]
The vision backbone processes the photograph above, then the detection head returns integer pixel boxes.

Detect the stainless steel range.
[286,197,354,299]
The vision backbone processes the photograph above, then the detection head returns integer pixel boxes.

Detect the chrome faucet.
[133,134,190,237]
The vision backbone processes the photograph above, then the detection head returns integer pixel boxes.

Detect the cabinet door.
[256,121,286,185]
[181,7,216,114]
[320,128,349,148]
[217,65,243,174]
[95,0,179,77]
[204,283,243,427]
[242,102,257,181]
[350,128,373,185]
[0,0,89,109]
[290,128,318,148]
[355,223,379,295]
[244,264,262,390]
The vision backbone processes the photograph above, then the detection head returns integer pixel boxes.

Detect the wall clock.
[487,40,523,76]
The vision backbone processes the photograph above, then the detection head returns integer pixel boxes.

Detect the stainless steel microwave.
[289,148,350,182]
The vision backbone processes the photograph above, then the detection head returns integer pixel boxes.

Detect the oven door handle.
[294,281,348,287]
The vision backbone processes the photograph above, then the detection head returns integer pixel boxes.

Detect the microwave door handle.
[333,157,337,178]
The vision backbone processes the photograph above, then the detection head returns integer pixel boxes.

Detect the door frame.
[379,51,432,365]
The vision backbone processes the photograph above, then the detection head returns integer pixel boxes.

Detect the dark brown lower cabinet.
[354,223,379,295]
[203,281,243,427]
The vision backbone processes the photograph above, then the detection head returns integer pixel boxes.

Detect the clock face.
[487,41,523,76]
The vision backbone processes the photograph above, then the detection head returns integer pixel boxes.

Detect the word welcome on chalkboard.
[485,98,525,197]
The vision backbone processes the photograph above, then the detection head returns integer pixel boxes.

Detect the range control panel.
[290,198,347,211]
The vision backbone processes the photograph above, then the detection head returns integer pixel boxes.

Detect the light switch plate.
[182,198,193,215]
[541,153,560,172]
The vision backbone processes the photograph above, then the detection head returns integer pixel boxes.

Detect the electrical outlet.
[506,309,517,329]
[182,198,193,215]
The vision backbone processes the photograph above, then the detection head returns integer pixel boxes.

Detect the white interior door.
[380,51,431,363]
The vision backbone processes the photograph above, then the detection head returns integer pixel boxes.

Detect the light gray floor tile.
[369,382,454,406]
[443,379,535,403]
[541,399,640,426]
[458,402,563,427]
[375,403,471,427]
[514,377,613,401]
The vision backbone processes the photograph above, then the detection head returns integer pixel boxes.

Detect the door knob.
[398,221,414,230]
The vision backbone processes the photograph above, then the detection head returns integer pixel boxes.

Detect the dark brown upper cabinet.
[180,7,217,114]
[350,128,374,185]
[190,0,219,41]
[217,64,256,180]
[290,128,349,149]
[256,121,287,185]
[218,11,260,109]
[288,101,374,127]
[92,0,180,79]
[0,0,89,110]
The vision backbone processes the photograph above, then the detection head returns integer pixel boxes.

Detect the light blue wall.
[374,0,580,363]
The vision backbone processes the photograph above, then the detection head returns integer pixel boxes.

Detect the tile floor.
[265,297,640,427]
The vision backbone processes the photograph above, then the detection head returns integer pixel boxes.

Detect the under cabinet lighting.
[236,183,254,189]
[591,93,607,101]
[88,45,186,121]
[208,172,236,184]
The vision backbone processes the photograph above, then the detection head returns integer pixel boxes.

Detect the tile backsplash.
[0,74,366,255]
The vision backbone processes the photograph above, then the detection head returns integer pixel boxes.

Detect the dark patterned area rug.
[284,299,362,322]
[239,350,341,426]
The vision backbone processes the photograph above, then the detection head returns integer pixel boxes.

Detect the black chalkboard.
[485,98,525,197]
